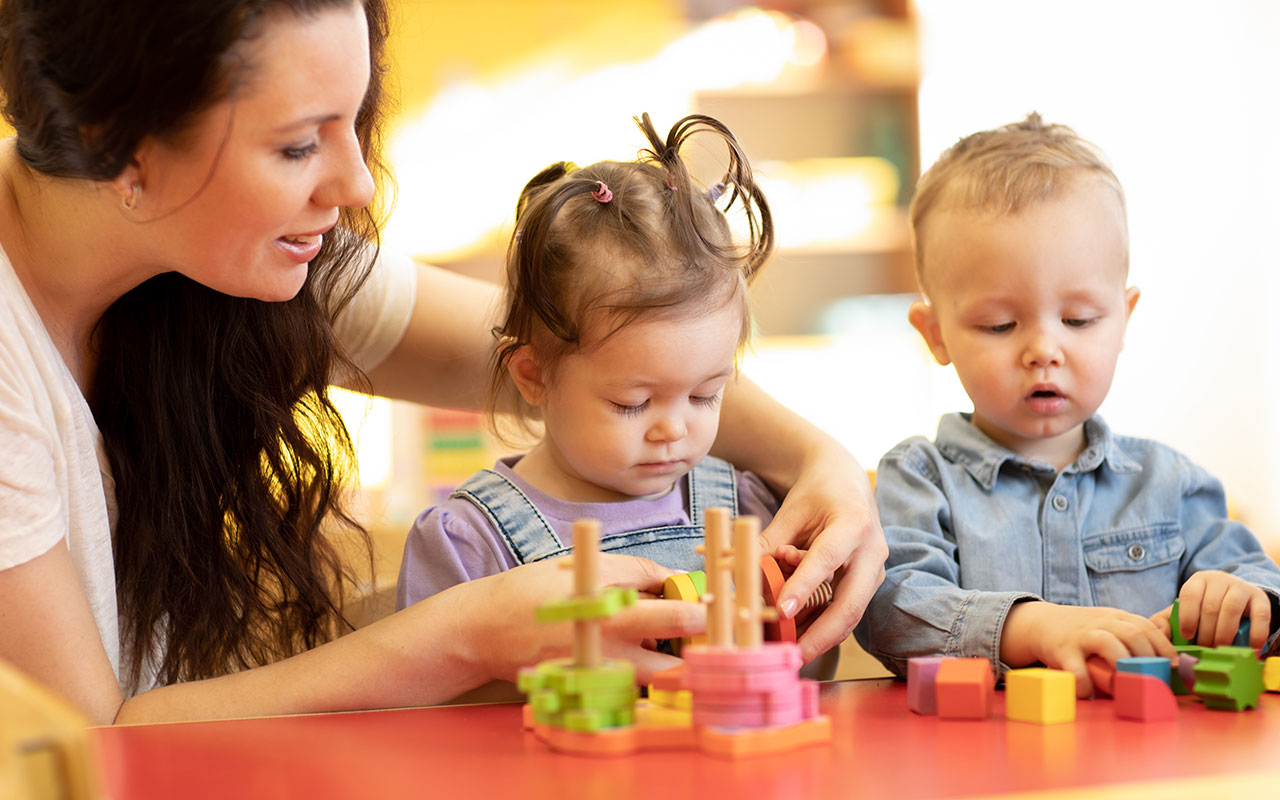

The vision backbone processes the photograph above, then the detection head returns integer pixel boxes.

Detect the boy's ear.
[1124,286,1141,319]
[507,346,547,406]
[908,300,951,366]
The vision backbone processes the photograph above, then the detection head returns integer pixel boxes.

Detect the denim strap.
[451,456,740,566]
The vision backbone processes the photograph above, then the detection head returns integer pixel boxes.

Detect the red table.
[93,679,1280,799]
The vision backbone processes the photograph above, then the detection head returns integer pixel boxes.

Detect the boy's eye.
[1063,317,1096,328]
[610,400,648,417]
[985,322,1015,333]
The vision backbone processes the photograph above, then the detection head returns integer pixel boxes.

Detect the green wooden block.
[1169,599,1190,646]
[1194,646,1263,711]
[1172,645,1208,695]
[535,586,638,623]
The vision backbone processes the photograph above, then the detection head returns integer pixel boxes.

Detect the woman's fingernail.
[780,598,798,618]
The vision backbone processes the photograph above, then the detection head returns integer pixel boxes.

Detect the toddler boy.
[855,114,1280,695]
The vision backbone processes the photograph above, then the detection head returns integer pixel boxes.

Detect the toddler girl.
[397,113,778,608]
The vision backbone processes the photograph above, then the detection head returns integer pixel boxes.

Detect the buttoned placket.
[1041,470,1085,605]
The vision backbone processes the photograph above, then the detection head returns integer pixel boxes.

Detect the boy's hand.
[1001,601,1177,697]
[1148,570,1271,651]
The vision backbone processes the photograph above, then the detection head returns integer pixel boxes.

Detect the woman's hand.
[453,554,705,685]
[761,444,886,664]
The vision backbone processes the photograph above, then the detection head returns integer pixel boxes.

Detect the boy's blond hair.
[909,113,1127,295]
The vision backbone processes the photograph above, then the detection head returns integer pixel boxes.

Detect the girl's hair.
[0,0,389,689]
[909,112,1126,294]
[489,113,773,438]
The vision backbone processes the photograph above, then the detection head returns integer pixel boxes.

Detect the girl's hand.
[759,447,886,664]
[453,554,705,685]
[1002,601,1177,697]
[1148,570,1271,651]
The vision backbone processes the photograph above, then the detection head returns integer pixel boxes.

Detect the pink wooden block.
[1114,672,1178,722]
[907,656,947,715]
[935,658,994,720]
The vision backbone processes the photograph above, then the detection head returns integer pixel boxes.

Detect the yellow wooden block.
[1005,667,1076,724]
[648,687,692,711]
[1264,657,1280,692]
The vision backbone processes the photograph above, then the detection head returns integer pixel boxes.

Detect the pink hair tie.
[592,181,613,203]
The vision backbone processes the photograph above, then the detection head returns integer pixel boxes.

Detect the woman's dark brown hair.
[0,0,389,689]
[490,112,774,437]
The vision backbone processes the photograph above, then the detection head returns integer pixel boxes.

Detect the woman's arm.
[1,540,700,725]
[355,263,501,408]
[712,375,886,664]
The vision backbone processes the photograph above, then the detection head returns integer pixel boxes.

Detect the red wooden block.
[1086,655,1115,697]
[1113,672,1178,722]
[935,658,995,719]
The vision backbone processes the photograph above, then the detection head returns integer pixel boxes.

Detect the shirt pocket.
[1082,524,1185,616]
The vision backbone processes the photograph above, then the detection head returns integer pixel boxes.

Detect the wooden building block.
[906,656,946,715]
[1113,673,1178,722]
[1005,668,1075,724]
[1194,646,1263,711]
[1085,656,1114,698]
[1172,647,1206,695]
[1116,656,1172,688]
[1264,657,1280,693]
[934,658,994,720]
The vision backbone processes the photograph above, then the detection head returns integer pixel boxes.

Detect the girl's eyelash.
[611,401,647,417]
[691,394,721,406]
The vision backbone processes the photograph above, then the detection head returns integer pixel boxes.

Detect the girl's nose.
[646,415,688,443]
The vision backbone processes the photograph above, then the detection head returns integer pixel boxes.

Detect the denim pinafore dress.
[449,456,739,573]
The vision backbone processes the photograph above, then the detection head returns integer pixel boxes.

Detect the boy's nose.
[1022,331,1064,369]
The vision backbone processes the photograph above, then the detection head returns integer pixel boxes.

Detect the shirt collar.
[935,412,1142,490]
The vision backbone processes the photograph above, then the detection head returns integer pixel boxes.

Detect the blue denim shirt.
[855,413,1280,676]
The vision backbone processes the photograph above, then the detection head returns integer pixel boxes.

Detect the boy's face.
[517,299,741,502]
[909,180,1139,467]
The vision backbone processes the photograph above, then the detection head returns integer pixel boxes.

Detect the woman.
[0,0,884,725]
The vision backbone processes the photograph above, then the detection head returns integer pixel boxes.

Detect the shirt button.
[1052,494,1069,511]
[1127,544,1145,561]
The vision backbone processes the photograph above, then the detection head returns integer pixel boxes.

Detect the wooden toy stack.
[518,508,831,757]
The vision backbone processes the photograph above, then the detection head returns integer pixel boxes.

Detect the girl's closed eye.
[610,400,648,417]
[691,393,722,407]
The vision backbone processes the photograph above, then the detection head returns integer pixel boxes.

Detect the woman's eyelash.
[282,141,320,160]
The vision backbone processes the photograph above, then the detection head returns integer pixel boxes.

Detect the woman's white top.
[0,246,417,693]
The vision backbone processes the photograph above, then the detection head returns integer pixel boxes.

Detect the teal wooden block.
[1116,656,1172,688]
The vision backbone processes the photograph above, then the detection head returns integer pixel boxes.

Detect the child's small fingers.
[1056,653,1092,698]
[1148,604,1173,639]
[1213,584,1251,646]
[1178,580,1206,642]
[1195,584,1228,647]
[1248,588,1271,651]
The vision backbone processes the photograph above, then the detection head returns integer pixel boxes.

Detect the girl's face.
[130,2,374,301]
[527,298,744,503]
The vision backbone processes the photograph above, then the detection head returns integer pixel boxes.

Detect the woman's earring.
[122,182,141,211]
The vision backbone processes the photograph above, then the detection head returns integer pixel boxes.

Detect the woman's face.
[133,2,374,301]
